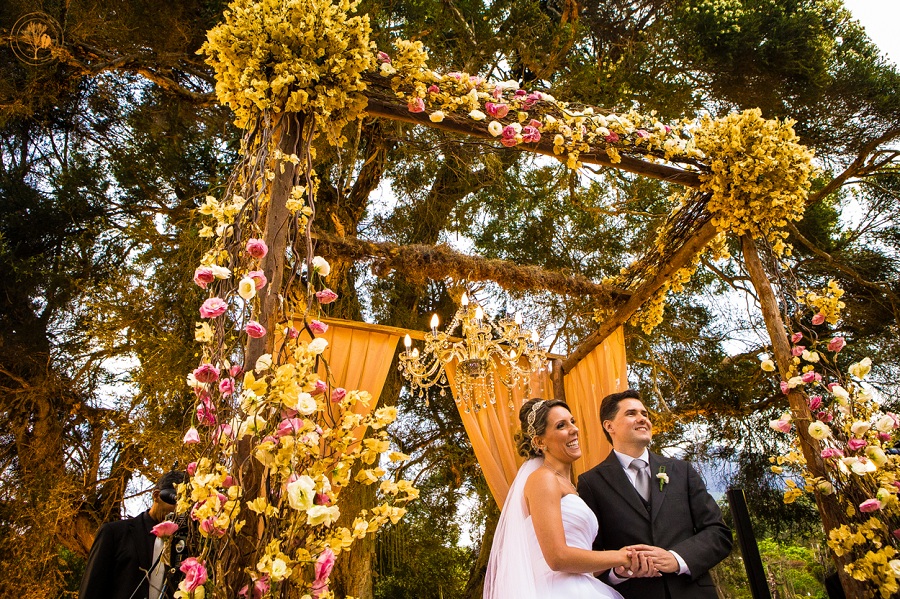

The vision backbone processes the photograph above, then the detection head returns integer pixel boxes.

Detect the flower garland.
[768,286,900,598]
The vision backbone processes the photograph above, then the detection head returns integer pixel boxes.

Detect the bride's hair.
[515,398,570,458]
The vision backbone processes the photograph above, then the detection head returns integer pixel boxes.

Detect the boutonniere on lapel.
[656,466,669,491]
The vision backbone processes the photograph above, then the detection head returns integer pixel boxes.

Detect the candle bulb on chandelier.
[461,292,469,307]
[404,334,412,351]
[474,306,484,322]
[514,311,522,326]
[430,314,439,332]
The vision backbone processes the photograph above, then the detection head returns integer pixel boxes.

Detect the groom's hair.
[599,389,642,443]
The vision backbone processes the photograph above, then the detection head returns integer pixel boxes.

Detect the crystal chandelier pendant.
[399,292,547,413]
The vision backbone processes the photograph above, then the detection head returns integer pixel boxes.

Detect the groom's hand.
[615,545,659,578]
[638,546,680,574]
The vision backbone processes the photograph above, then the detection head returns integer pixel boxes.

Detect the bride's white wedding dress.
[525,494,624,598]
[485,459,624,599]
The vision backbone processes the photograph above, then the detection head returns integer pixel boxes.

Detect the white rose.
[312,256,331,277]
[866,446,888,467]
[875,414,898,432]
[890,560,900,578]
[296,392,318,416]
[468,109,486,121]
[831,385,850,400]
[850,420,871,436]
[286,475,316,511]
[760,359,776,372]
[255,353,272,372]
[306,504,340,526]
[848,357,872,379]
[237,277,257,300]
[429,110,445,123]
[488,121,503,137]
[308,337,328,355]
[269,557,291,581]
[209,264,231,279]
[807,421,831,440]
[787,376,804,388]
[186,373,202,389]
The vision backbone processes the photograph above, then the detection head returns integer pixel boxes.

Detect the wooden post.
[245,112,306,369]
[741,235,866,597]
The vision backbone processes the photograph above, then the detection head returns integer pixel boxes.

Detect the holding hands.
[615,545,678,578]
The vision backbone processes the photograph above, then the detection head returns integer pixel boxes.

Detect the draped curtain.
[444,362,554,507]
[564,327,628,479]
[291,318,401,429]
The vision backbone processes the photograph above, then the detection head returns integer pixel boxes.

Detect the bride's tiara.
[526,399,546,437]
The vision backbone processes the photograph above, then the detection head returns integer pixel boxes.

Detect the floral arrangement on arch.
[767,281,900,598]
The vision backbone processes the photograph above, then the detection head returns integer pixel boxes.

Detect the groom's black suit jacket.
[577,451,732,599]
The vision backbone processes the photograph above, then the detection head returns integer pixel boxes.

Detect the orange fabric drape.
[290,319,401,425]
[445,361,553,507]
[564,327,628,480]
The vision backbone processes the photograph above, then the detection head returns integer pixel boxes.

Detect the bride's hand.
[616,546,660,578]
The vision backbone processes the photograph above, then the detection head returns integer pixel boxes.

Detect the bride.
[484,398,656,598]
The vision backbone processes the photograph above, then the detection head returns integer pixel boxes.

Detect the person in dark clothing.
[79,471,186,599]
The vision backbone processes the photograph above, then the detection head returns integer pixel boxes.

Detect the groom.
[577,390,732,599]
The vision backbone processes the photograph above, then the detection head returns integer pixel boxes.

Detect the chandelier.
[398,292,547,413]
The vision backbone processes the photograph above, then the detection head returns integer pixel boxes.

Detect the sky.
[843,0,900,64]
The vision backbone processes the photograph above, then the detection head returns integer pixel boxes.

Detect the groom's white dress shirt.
[606,449,690,585]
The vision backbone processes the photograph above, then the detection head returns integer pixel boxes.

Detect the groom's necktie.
[629,458,651,503]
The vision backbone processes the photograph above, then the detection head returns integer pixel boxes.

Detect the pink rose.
[827,337,846,352]
[315,492,332,505]
[223,475,234,488]
[636,129,649,138]
[769,418,791,433]
[605,131,619,143]
[817,411,834,423]
[309,320,329,335]
[514,89,527,97]
[248,269,267,290]
[200,297,227,318]
[196,398,217,426]
[276,418,305,437]
[245,321,267,338]
[199,517,225,538]
[183,427,201,445]
[311,379,327,396]
[801,371,821,384]
[827,382,839,392]
[528,119,543,130]
[780,381,790,395]
[879,432,892,442]
[246,238,268,259]
[180,557,208,591]
[500,125,519,147]
[485,102,510,119]
[847,438,867,451]
[377,51,391,63]
[808,396,822,410]
[791,345,805,357]
[812,313,826,325]
[193,267,215,289]
[312,548,336,599]
[859,498,882,513]
[820,448,843,459]
[280,407,298,418]
[187,461,198,476]
[521,126,541,143]
[316,289,338,304]
[894,529,900,539]
[331,387,347,403]
[791,332,803,344]
[407,97,425,113]
[427,84,440,94]
[219,378,235,396]
[214,423,234,441]
[152,521,179,537]
[229,364,243,378]
[193,363,220,383]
